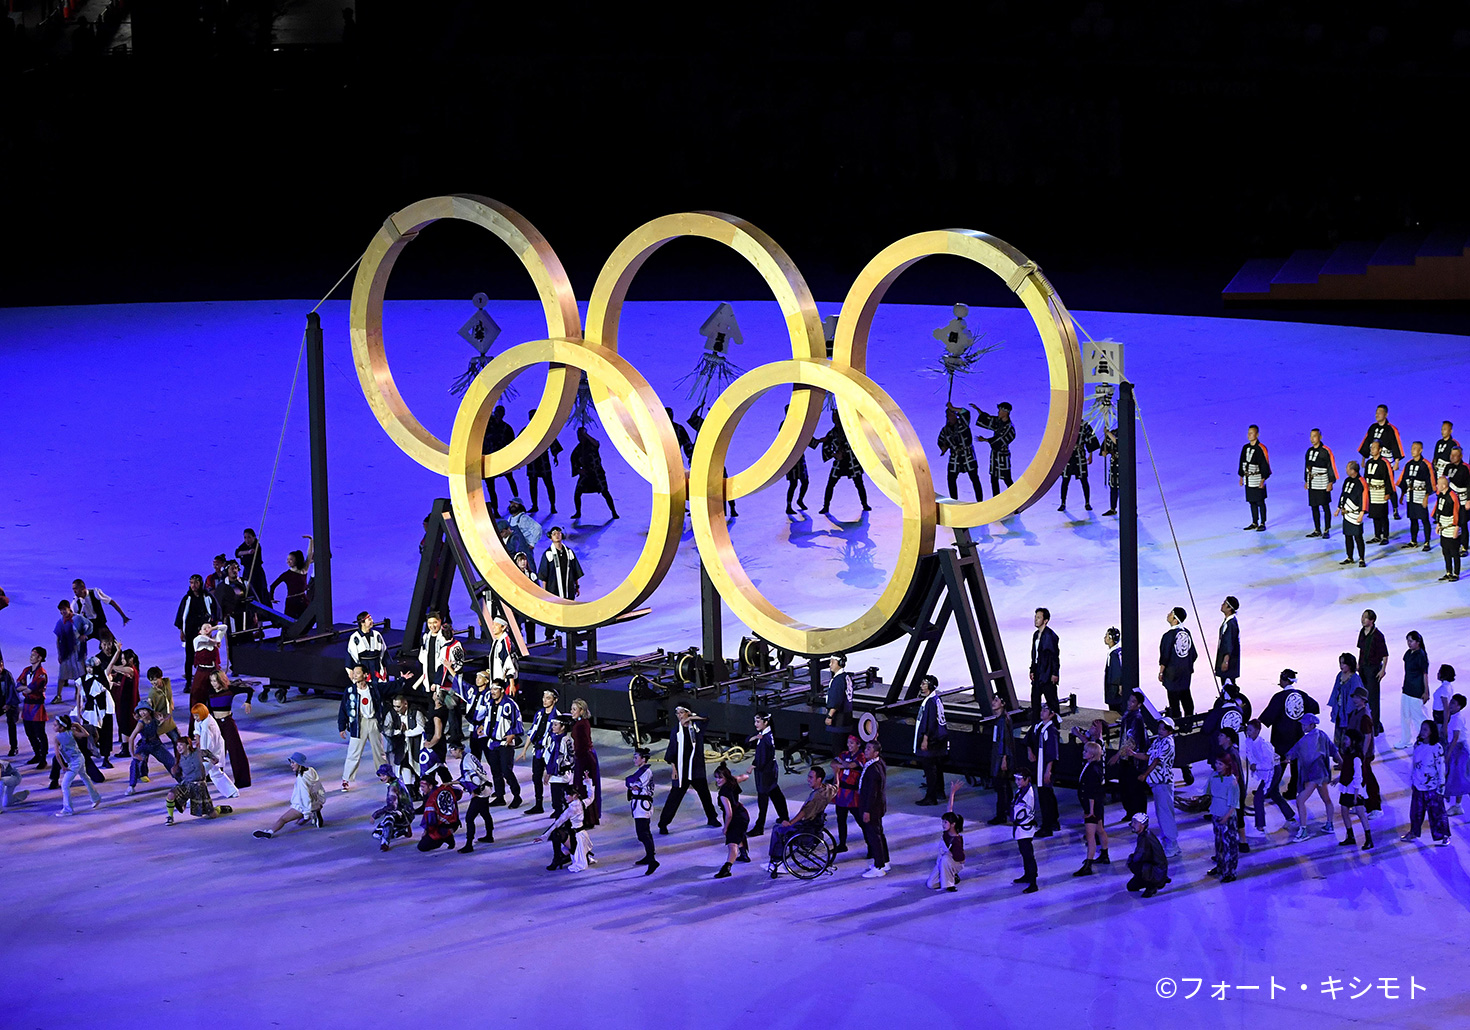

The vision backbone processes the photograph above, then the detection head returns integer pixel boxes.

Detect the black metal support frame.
[882,527,1017,710]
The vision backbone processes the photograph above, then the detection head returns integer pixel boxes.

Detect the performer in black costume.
[657,706,721,832]
[569,428,618,520]
[1336,462,1368,567]
[687,404,736,518]
[822,654,855,754]
[1399,440,1435,551]
[524,407,562,515]
[812,415,870,515]
[1432,421,1460,482]
[780,403,809,515]
[537,528,583,602]
[746,711,788,835]
[480,405,521,517]
[1358,404,1406,519]
[1215,597,1240,688]
[1158,607,1199,720]
[1238,424,1271,531]
[973,402,1016,500]
[1362,440,1395,544]
[1100,427,1121,516]
[1446,446,1470,557]
[1434,478,1462,581]
[1303,428,1338,539]
[1058,418,1099,511]
[937,404,983,501]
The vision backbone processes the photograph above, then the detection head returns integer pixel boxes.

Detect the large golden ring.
[447,338,686,628]
[348,195,582,477]
[689,360,936,654]
[584,211,826,499]
[832,229,1084,528]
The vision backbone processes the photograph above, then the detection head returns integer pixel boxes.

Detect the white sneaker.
[55,809,74,818]
[91,798,101,809]
[126,787,137,796]
[861,866,887,878]
[1448,804,1464,816]
[881,863,893,873]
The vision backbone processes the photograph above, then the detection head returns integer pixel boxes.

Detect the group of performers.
[1237,408,1466,579]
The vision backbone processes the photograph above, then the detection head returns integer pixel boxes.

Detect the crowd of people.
[5,551,1466,901]
[1237,408,1466,578]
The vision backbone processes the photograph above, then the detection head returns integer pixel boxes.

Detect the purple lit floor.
[1,298,1468,1030]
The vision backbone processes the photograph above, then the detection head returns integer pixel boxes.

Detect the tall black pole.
[700,560,725,683]
[1119,380,1139,695]
[306,312,333,630]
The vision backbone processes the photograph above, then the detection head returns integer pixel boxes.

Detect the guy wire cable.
[254,254,364,551]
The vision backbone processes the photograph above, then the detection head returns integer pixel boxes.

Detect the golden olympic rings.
[689,361,935,654]
[832,230,1084,528]
[448,338,686,628]
[350,195,1084,651]
[584,212,826,500]
[348,195,581,477]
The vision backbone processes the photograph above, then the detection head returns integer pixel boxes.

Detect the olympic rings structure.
[349,195,1084,655]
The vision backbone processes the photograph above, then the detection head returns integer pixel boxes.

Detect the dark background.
[3,1,1467,317]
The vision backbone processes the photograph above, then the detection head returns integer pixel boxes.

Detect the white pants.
[927,848,963,889]
[567,830,592,871]
[1401,695,1428,748]
[206,761,239,799]
[343,718,386,782]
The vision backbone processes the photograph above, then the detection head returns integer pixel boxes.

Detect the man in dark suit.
[657,706,721,833]
[985,694,1015,825]
[914,675,948,806]
[1029,608,1060,717]
[857,739,889,878]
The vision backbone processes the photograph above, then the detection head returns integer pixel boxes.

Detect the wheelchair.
[778,817,839,880]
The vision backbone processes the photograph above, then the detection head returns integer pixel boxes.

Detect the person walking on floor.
[1287,713,1338,841]
[1207,754,1241,882]
[1336,733,1374,851]
[857,739,890,878]
[658,706,721,833]
[1240,719,1279,843]
[712,762,751,879]
[52,714,101,816]
[338,665,386,793]
[1357,609,1389,737]
[1141,716,1181,858]
[1012,768,1040,894]
[1073,741,1111,877]
[1345,685,1382,815]
[1398,631,1432,750]
[626,747,658,874]
[1026,703,1062,836]
[747,711,789,835]
[831,732,863,853]
[1401,720,1450,845]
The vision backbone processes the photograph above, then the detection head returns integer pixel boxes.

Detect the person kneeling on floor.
[1125,812,1169,898]
[417,773,462,852]
[253,752,327,839]
[166,736,232,824]
[370,764,415,852]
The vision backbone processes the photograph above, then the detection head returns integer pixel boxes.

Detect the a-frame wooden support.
[884,527,1017,710]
